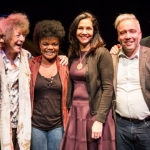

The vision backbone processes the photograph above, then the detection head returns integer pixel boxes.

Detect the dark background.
[1,0,150,55]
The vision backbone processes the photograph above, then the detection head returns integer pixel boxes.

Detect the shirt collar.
[118,46,140,59]
[2,50,21,63]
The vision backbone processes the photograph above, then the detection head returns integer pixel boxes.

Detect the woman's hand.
[91,121,103,139]
[58,55,68,65]
[110,44,121,55]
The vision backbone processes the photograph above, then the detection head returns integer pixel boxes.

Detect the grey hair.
[114,13,141,30]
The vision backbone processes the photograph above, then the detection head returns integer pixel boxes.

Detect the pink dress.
[60,52,116,150]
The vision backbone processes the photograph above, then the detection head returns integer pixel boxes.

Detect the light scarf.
[0,49,31,150]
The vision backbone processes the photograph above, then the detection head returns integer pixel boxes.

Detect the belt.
[116,113,150,124]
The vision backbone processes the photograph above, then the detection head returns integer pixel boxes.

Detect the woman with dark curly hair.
[60,12,116,150]
[29,20,69,150]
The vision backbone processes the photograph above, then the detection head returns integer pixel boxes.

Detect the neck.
[41,56,56,67]
[80,43,91,51]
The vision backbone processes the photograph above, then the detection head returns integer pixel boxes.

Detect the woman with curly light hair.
[29,20,69,150]
[0,12,32,150]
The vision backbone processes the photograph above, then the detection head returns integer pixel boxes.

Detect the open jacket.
[112,45,150,121]
[67,47,116,149]
[29,56,69,130]
[67,47,114,123]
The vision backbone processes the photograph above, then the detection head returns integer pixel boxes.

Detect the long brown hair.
[68,11,105,58]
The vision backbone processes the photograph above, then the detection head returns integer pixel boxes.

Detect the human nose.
[82,29,88,34]
[125,32,131,39]
[47,44,54,49]
[0,38,4,42]
[19,35,25,42]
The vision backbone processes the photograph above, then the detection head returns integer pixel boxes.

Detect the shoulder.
[56,57,68,69]
[96,47,109,52]
[22,48,32,59]
[141,36,150,42]
[29,55,42,65]
[95,47,110,55]
[140,45,150,52]
[56,57,69,75]
[140,36,150,47]
[94,47,111,59]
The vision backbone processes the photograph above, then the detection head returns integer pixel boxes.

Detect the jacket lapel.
[139,46,147,91]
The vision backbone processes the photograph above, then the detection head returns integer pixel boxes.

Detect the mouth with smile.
[124,40,134,46]
[44,50,57,56]
[15,43,23,50]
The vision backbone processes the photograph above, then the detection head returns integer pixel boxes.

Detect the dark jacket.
[67,47,114,123]
[29,56,69,130]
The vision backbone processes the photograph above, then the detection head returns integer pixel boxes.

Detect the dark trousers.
[116,115,150,150]
[12,128,17,148]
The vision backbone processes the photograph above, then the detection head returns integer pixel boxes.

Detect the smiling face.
[76,18,94,50]
[117,19,142,57]
[40,37,59,62]
[5,27,26,53]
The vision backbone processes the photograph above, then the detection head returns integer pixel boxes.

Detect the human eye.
[43,42,48,46]
[15,34,20,37]
[86,27,92,30]
[22,33,26,37]
[130,29,136,33]
[52,43,59,47]
[120,31,126,35]
[77,26,83,30]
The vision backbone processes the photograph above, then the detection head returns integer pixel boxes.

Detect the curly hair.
[68,11,105,58]
[33,20,65,52]
[0,12,30,42]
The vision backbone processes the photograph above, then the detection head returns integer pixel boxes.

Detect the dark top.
[70,51,89,101]
[32,72,62,130]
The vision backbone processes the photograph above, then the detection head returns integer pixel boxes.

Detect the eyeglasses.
[0,34,4,39]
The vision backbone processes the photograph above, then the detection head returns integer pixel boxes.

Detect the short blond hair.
[114,13,141,30]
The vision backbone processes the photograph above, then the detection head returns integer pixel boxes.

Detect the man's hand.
[58,55,68,65]
[91,121,103,139]
[110,44,121,55]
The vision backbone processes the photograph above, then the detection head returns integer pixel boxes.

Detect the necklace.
[76,51,88,70]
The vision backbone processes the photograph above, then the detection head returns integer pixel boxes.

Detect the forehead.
[12,27,26,34]
[78,18,93,26]
[40,37,59,42]
[117,19,140,32]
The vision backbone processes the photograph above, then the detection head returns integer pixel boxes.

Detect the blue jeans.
[116,115,150,150]
[31,126,63,150]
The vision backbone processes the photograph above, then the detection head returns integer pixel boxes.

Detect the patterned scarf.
[0,49,31,150]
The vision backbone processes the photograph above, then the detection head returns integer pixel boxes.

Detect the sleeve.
[96,48,114,123]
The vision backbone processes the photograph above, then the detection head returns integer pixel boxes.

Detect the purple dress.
[60,52,116,150]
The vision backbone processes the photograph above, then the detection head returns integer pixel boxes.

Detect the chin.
[13,49,21,53]
[45,55,57,62]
